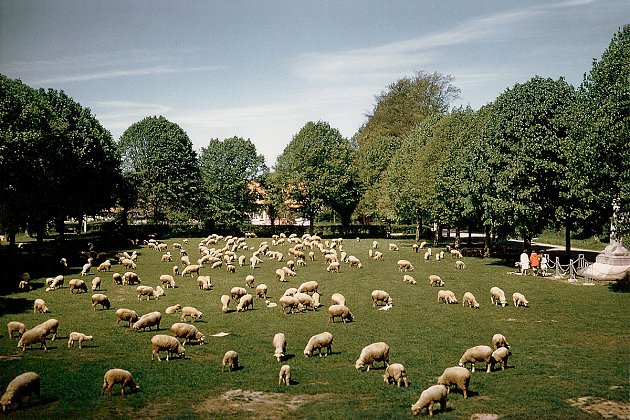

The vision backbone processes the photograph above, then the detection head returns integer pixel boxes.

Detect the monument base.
[581,241,630,281]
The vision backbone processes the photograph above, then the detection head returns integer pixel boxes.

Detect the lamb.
[279,295,303,314]
[151,334,186,361]
[437,366,471,399]
[437,290,458,304]
[297,280,319,295]
[220,295,231,313]
[33,299,49,314]
[428,275,444,287]
[326,261,340,273]
[7,322,26,339]
[462,292,480,308]
[458,345,493,372]
[383,363,409,387]
[355,342,390,371]
[237,294,254,312]
[331,292,346,307]
[388,243,399,251]
[273,332,286,362]
[455,260,466,269]
[371,290,393,307]
[165,304,181,314]
[491,333,510,350]
[91,277,101,291]
[160,275,176,289]
[67,332,93,349]
[304,332,333,357]
[136,285,164,300]
[197,275,212,290]
[132,311,162,331]
[278,365,291,386]
[171,322,205,345]
[181,264,201,277]
[68,279,88,294]
[222,350,239,371]
[17,327,48,351]
[180,306,203,322]
[100,369,139,396]
[328,305,354,323]
[489,347,510,371]
[397,259,414,272]
[1,372,40,412]
[115,308,139,327]
[245,275,255,288]
[97,260,111,272]
[403,274,417,285]
[230,287,247,300]
[123,271,140,285]
[411,384,448,416]
[275,268,286,282]
[512,292,529,307]
[412,244,419,253]
[255,284,268,299]
[490,287,508,307]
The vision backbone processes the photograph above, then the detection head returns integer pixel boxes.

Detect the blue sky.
[0,0,626,165]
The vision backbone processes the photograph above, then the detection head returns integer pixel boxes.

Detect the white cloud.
[33,65,224,84]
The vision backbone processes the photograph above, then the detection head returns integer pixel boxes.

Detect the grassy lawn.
[1,236,628,418]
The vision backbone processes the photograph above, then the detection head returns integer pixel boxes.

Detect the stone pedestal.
[581,241,630,281]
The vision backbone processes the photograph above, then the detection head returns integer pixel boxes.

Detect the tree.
[119,116,200,224]
[199,137,267,230]
[275,121,361,233]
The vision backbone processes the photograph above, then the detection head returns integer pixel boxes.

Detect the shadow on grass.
[609,277,630,293]
[0,297,34,316]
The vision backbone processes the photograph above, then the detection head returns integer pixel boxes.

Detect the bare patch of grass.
[567,396,630,419]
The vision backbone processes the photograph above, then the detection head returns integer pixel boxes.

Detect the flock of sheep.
[3,233,528,415]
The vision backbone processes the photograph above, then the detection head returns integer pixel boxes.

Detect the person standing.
[520,250,530,275]
[530,250,540,275]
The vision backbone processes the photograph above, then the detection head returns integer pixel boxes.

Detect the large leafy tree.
[275,121,361,233]
[199,136,267,230]
[119,116,200,224]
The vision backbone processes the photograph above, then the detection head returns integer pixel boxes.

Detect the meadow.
[0,236,628,419]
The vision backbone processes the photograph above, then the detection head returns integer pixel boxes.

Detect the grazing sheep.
[18,272,31,290]
[489,347,510,371]
[297,281,319,295]
[371,290,393,307]
[255,284,268,299]
[123,272,141,285]
[424,251,431,260]
[373,251,384,260]
[437,290,458,304]
[312,292,322,309]
[491,333,510,350]
[428,275,444,287]
[278,365,291,386]
[458,345,493,372]
[165,304,181,314]
[67,332,93,349]
[36,319,59,341]
[512,292,529,307]
[403,274,417,285]
[412,244,419,253]
[462,292,480,308]
[120,258,136,270]
[273,333,286,362]
[181,264,201,277]
[17,327,48,351]
[238,255,247,266]
[100,369,138,396]
[304,332,333,357]
[347,255,362,268]
[372,240,379,249]
[331,293,346,307]
[328,305,354,323]
[33,299,49,314]
[250,255,263,269]
[180,306,203,322]
[455,260,466,269]
[172,265,179,276]
[136,285,164,300]
[451,249,463,259]
[171,322,205,345]
[281,266,296,277]
[355,342,390,371]
[490,287,508,307]
[283,287,298,297]
[48,275,64,290]
[112,273,123,285]
[132,311,162,331]
[245,275,255,288]
[388,243,399,251]
[210,260,222,270]
[151,334,186,361]
[308,251,315,262]
[69,279,88,294]
[115,308,139,327]
[397,259,414,272]
[279,295,303,314]
[437,366,471,399]
[275,268,286,282]
[230,287,247,300]
[237,294,254,312]
[97,260,111,272]
[294,293,316,311]
[222,350,239,371]
[326,261,341,273]
[91,277,101,291]
[81,258,93,276]
[7,322,26,339]
[160,275,176,289]
[383,363,409,388]
[161,252,172,262]
[197,276,212,290]
[1,372,40,412]
[220,295,231,313]
[411,384,448,416]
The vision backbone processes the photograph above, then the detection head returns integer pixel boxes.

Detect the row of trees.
[1,27,627,254]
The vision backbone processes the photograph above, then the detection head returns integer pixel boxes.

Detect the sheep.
[160,275,176,289]
[428,275,443,287]
[250,255,263,269]
[81,258,93,276]
[397,259,414,272]
[292,293,314,311]
[308,251,315,262]
[180,306,203,322]
[403,274,417,285]
[326,261,340,273]
[458,345,493,372]
[437,290,458,304]
[283,287,298,297]
[451,249,463,259]
[437,366,471,399]
[48,275,64,290]
[373,251,384,260]
[123,271,141,285]
[181,264,201,277]
[220,295,231,313]
[237,294,254,312]
[97,260,111,272]
[424,251,431,260]
[112,273,123,285]
[221,350,239,371]
[115,308,139,327]
[172,265,179,276]
[312,292,322,309]
[371,290,393,307]
[297,280,319,295]
[355,342,390,371]
[210,260,222,270]
[491,333,510,350]
[161,252,172,262]
[275,269,286,282]
[388,243,399,251]
[120,258,136,270]
[91,277,101,291]
[411,384,448,416]
[67,332,93,349]
[245,275,255,288]
[35,318,59,341]
[151,334,186,361]
[273,333,287,362]
[412,244,419,253]
[278,365,291,386]
[256,284,268,299]
[462,292,480,308]
[347,255,362,268]
[17,327,48,351]
[304,332,333,357]
[489,347,510,372]
[328,305,354,323]
[230,287,247,300]
[100,369,138,396]
[279,295,303,314]
[132,311,162,331]
[331,293,346,307]
[296,258,306,266]
[165,304,181,314]
[490,287,508,307]
[7,322,26,339]
[69,279,88,294]
[513,292,529,307]
[1,372,40,412]
[33,299,49,314]
[281,266,296,277]
[197,275,212,290]
[171,322,205,345]
[18,272,31,290]
[383,363,409,388]
[372,240,379,249]
[455,260,466,269]
[136,285,164,300]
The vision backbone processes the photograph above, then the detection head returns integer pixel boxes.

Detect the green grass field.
[1,236,628,419]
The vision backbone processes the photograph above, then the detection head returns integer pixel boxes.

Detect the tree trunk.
[467,224,472,245]
[8,231,16,249]
[524,236,531,251]
[308,212,314,235]
[455,227,461,249]
[415,209,422,242]
[433,224,440,247]
[484,225,491,257]
[36,223,46,246]
[55,217,65,243]
[565,217,572,260]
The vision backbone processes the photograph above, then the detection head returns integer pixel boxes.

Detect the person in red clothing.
[530,250,540,275]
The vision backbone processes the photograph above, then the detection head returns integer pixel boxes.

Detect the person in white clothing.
[520,250,530,275]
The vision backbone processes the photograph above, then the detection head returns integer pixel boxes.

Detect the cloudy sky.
[0,0,626,165]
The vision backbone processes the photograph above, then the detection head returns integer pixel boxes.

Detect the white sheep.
[308,251,315,261]
[68,279,88,294]
[33,299,49,314]
[17,327,48,351]
[91,277,101,291]
[297,280,319,295]
[490,287,508,307]
[455,260,466,269]
[294,293,316,311]
[181,264,201,277]
[237,294,254,312]
[122,272,140,285]
[462,292,480,308]
[279,295,303,314]
[283,287,298,297]
[304,332,333,357]
[67,332,93,349]
[115,308,139,327]
[489,347,510,372]
[160,275,176,289]
[491,333,510,350]
[222,350,239,371]
[245,275,255,288]
[250,255,263,269]
[403,274,417,285]
[326,261,340,273]
[112,273,123,285]
[120,258,136,270]
[197,275,212,290]
[355,342,390,371]
[383,363,409,387]
[100,369,139,396]
[161,252,172,262]
[7,321,26,339]
[151,334,186,361]
[388,243,399,251]
[273,332,286,362]
[274,269,286,282]
[171,322,205,345]
[347,255,362,268]
[451,249,463,259]
[373,251,384,261]
[312,292,322,309]
[81,258,93,276]
[97,260,111,272]
[172,266,179,276]
[36,318,59,341]
[437,290,458,304]
[372,240,379,249]
[165,304,182,314]
[458,345,493,372]
[1,372,40,412]
[424,250,431,260]
[330,293,346,307]
[136,285,164,300]
[328,305,354,323]
[132,311,162,331]
[512,292,529,307]
[180,306,203,322]
[437,366,471,399]
[411,384,448,416]
[230,286,247,300]
[397,259,414,272]
[428,275,443,287]
[220,295,231,313]
[278,365,291,386]
[256,284,268,299]
[371,290,393,307]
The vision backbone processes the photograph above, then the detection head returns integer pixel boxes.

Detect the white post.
[568,259,578,282]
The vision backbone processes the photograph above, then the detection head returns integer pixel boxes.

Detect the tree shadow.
[0,297,34,316]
